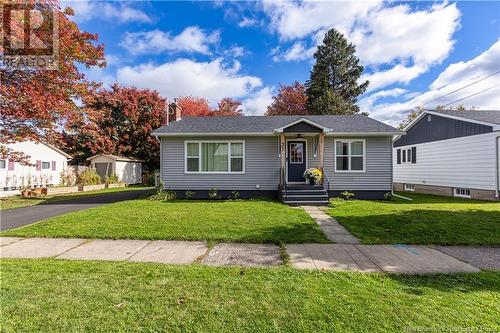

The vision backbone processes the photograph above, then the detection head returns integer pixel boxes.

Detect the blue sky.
[67,1,500,125]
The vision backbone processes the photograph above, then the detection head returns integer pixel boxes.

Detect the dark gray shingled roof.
[152,115,401,135]
[431,110,500,125]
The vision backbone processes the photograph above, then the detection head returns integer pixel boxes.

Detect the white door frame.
[285,138,308,184]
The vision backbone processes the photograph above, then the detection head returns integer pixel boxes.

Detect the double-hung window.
[42,161,51,170]
[334,139,365,172]
[185,141,244,173]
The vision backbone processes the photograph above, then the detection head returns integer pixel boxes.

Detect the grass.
[1,259,499,332]
[0,186,151,210]
[1,200,329,244]
[328,192,500,246]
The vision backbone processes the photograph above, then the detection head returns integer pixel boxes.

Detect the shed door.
[95,163,112,180]
[287,141,306,183]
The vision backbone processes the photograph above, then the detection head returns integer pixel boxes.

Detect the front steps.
[282,184,329,206]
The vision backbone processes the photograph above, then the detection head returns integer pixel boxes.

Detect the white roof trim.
[42,142,72,159]
[273,118,332,133]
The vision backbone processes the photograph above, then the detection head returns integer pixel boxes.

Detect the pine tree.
[305,29,369,114]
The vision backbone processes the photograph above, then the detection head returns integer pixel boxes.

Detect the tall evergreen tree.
[305,29,369,114]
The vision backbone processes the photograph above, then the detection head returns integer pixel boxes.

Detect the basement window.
[454,188,471,198]
[404,184,414,192]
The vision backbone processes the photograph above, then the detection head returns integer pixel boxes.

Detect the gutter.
[152,131,405,137]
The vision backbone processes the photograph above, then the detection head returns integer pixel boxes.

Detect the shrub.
[149,187,177,201]
[59,167,77,186]
[78,169,101,185]
[328,197,345,208]
[185,191,196,199]
[229,191,240,200]
[105,173,119,184]
[208,188,220,200]
[340,190,355,200]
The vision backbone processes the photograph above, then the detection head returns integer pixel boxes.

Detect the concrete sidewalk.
[0,237,486,274]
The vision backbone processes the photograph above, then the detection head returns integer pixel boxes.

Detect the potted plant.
[303,168,322,186]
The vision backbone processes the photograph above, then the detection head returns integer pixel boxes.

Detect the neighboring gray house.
[152,112,402,204]
[393,110,500,200]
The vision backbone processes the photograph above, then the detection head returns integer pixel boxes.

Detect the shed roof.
[86,154,144,163]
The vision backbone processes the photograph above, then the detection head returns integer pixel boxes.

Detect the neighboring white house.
[87,154,143,185]
[393,110,500,200]
[0,141,72,192]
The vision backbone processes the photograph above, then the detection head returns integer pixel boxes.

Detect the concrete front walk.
[0,189,152,231]
[301,206,360,244]
[0,237,485,274]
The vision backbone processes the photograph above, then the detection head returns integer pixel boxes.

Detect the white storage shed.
[87,154,143,185]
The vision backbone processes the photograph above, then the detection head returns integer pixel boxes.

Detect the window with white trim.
[42,161,50,170]
[0,160,5,169]
[454,188,471,198]
[185,141,244,173]
[334,139,365,172]
[404,184,414,191]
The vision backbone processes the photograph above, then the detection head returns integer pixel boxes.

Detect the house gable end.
[283,121,323,133]
[394,113,493,147]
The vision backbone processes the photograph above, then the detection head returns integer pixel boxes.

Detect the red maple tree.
[176,96,213,117]
[0,1,105,163]
[266,82,308,116]
[213,97,244,116]
[65,84,167,169]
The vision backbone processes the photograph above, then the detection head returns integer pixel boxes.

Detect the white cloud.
[65,1,151,23]
[431,39,500,90]
[261,0,381,41]
[241,87,275,115]
[116,58,263,104]
[225,45,248,58]
[121,27,220,55]
[361,64,428,93]
[364,40,500,126]
[263,1,461,91]
[273,42,315,62]
[238,16,259,28]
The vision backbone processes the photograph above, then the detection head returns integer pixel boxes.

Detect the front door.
[287,141,307,183]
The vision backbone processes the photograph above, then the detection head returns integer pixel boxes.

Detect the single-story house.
[0,141,72,193]
[152,111,403,204]
[393,109,500,200]
[87,154,143,185]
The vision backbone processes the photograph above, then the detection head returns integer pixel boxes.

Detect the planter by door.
[287,141,307,183]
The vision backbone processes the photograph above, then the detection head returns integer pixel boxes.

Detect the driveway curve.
[0,189,152,231]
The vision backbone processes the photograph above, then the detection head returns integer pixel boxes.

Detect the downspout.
[496,135,499,199]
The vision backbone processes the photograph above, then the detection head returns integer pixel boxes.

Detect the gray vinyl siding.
[325,136,393,191]
[160,135,393,191]
[161,136,280,190]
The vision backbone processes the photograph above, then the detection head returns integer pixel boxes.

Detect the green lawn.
[1,259,498,332]
[0,186,151,210]
[328,192,500,246]
[2,200,329,244]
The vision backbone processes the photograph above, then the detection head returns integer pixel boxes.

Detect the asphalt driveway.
[0,189,151,231]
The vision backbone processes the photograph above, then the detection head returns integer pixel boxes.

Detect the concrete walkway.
[301,205,360,244]
[0,189,152,231]
[0,237,486,274]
